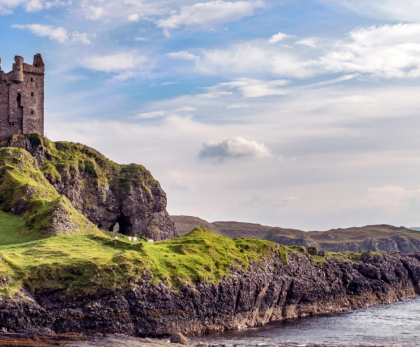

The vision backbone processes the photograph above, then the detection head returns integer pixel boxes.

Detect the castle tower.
[0,54,45,140]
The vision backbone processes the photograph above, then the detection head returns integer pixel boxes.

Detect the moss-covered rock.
[0,147,102,238]
[0,134,177,240]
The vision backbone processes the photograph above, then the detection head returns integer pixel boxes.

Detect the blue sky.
[3,0,420,230]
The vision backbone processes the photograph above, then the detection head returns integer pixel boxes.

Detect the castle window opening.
[16,93,22,108]
[31,78,33,82]
[31,110,34,115]
[31,92,34,97]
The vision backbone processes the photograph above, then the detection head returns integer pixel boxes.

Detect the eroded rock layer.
[0,250,419,337]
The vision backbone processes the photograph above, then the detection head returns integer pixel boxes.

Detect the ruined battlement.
[0,54,45,140]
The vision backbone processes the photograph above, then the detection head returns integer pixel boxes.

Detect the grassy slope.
[0,227,284,297]
[0,147,103,239]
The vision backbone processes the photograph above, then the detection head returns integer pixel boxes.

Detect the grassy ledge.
[0,226,284,297]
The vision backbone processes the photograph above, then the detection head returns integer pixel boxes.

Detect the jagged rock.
[307,246,318,255]
[0,134,177,240]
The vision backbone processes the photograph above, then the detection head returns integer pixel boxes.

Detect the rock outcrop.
[0,249,419,337]
[0,147,101,237]
[0,134,177,240]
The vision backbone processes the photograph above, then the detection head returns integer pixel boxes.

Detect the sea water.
[190,296,420,347]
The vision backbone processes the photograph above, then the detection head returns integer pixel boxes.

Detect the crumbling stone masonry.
[0,54,44,140]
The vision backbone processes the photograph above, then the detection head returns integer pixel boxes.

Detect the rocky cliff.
[0,229,419,337]
[0,134,177,240]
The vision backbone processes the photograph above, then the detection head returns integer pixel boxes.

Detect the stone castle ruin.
[0,54,44,140]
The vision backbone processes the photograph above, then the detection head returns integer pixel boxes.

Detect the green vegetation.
[0,147,103,238]
[9,133,159,198]
[0,226,283,297]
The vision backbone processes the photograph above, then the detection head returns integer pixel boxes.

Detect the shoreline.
[0,251,419,338]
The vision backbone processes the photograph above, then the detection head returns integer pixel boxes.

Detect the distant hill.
[171,215,420,253]
[171,216,272,239]
[170,216,221,235]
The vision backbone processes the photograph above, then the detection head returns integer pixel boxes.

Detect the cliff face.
[1,250,419,336]
[0,134,177,240]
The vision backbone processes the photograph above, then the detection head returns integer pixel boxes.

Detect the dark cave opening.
[110,216,133,235]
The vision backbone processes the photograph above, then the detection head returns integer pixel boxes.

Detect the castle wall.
[0,54,44,140]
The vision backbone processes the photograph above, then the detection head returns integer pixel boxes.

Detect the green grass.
[0,227,283,297]
[0,147,103,238]
[0,211,33,245]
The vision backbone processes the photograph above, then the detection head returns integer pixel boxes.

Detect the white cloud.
[204,78,290,98]
[167,23,420,81]
[128,13,140,22]
[134,111,166,119]
[176,106,196,112]
[12,24,90,44]
[296,38,317,47]
[197,91,233,98]
[80,52,146,72]
[199,136,272,161]
[320,23,420,78]
[321,0,420,22]
[166,51,199,60]
[0,0,63,14]
[156,0,265,34]
[196,43,312,78]
[133,107,195,119]
[227,103,249,109]
[78,52,149,80]
[84,5,105,20]
[268,32,291,44]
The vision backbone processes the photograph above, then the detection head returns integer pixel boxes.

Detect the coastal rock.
[0,134,177,240]
[0,251,420,337]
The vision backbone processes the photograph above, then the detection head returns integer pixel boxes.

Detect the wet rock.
[170,333,190,345]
